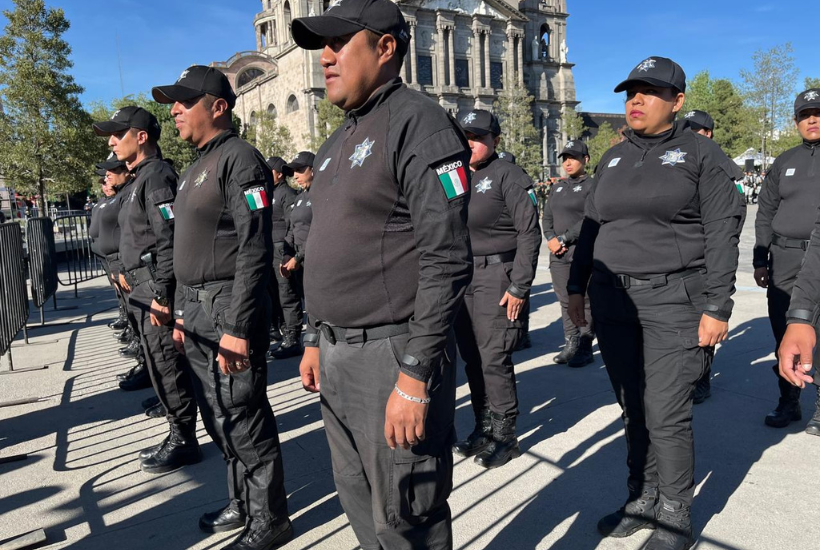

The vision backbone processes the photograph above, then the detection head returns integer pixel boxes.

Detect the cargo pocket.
[387,441,453,525]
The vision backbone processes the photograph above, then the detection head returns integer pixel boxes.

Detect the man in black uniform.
[754,89,820,432]
[568,57,741,550]
[152,65,292,550]
[93,107,201,473]
[451,110,540,469]
[292,1,472,547]
[542,140,594,368]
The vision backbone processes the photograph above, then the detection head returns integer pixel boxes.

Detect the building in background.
[212,0,578,177]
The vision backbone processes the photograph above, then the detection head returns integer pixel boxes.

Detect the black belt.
[772,233,810,251]
[126,266,153,287]
[608,268,702,290]
[105,252,120,262]
[475,251,516,266]
[182,282,231,303]
[317,321,410,345]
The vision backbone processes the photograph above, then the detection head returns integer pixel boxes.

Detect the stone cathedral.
[211,0,578,177]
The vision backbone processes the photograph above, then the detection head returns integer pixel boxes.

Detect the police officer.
[754,89,820,432]
[266,156,300,347]
[451,110,540,469]
[568,57,741,550]
[542,140,594,368]
[152,65,292,549]
[292,1,472,546]
[273,151,315,359]
[93,107,201,474]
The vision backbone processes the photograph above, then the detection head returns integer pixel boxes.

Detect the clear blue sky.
[0,0,815,114]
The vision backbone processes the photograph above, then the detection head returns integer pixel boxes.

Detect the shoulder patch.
[527,189,537,206]
[435,159,468,201]
[244,186,270,211]
[157,202,175,220]
[608,157,621,167]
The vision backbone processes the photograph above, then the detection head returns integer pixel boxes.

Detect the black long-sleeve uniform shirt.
[172,130,273,340]
[542,174,592,246]
[568,121,742,321]
[469,153,541,297]
[284,188,312,263]
[753,140,820,268]
[272,180,298,243]
[93,181,133,257]
[118,156,178,299]
[304,77,473,383]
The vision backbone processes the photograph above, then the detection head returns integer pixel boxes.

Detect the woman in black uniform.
[568,57,741,550]
[451,109,541,469]
[753,89,820,432]
[542,140,594,368]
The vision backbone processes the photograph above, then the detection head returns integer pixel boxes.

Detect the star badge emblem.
[805,91,819,101]
[462,112,477,125]
[327,0,343,9]
[194,170,209,187]
[566,141,574,148]
[573,185,583,192]
[178,69,189,81]
[637,58,656,72]
[659,149,688,166]
[349,137,375,168]
[684,111,696,118]
[476,178,493,194]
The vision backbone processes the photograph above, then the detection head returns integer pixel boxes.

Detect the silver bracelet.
[394,385,431,404]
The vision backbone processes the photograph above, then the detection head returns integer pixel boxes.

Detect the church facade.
[211,0,578,177]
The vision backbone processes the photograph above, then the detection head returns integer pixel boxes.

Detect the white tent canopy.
[733,148,776,167]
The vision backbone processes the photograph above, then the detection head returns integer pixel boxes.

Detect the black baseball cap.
[267,156,287,174]
[96,152,128,172]
[285,151,315,172]
[95,168,107,177]
[292,0,411,56]
[93,106,161,140]
[559,140,589,159]
[459,109,501,137]
[614,56,686,94]
[152,65,237,109]
[795,89,820,116]
[497,151,516,164]
[683,110,714,131]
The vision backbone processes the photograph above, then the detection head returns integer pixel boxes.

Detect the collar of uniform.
[566,174,588,184]
[197,129,236,156]
[622,119,687,150]
[802,138,820,150]
[110,177,134,194]
[131,154,162,174]
[475,152,499,172]
[346,77,403,121]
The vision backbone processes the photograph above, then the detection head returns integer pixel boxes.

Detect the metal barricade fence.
[0,222,29,370]
[26,218,58,316]
[52,213,105,295]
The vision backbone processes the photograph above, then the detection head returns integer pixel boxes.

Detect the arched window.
[286,95,300,113]
[284,1,292,28]
[237,67,265,88]
[267,104,277,117]
[539,24,551,60]
[250,111,258,126]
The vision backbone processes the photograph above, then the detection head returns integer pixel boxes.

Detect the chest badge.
[476,178,493,194]
[573,185,583,192]
[319,158,332,171]
[786,168,796,177]
[659,149,688,166]
[179,179,187,191]
[555,186,563,193]
[349,137,375,168]
[194,170,209,188]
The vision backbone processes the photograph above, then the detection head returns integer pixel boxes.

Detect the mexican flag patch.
[158,203,175,220]
[244,186,270,211]
[436,160,468,201]
[528,189,537,206]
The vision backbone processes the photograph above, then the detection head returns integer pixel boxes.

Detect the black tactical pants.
[274,242,304,331]
[319,331,455,550]
[128,282,197,430]
[589,270,709,507]
[454,259,521,417]
[550,247,593,339]
[182,282,289,525]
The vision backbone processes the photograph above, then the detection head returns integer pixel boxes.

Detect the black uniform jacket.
[304,77,473,383]
[568,120,741,321]
[284,188,312,264]
[754,140,820,268]
[272,180,298,243]
[469,153,541,297]
[118,156,178,300]
[542,174,592,246]
[173,130,274,340]
[94,181,133,257]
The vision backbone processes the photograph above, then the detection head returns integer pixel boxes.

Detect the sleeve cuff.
[399,354,433,383]
[567,283,585,296]
[506,283,528,300]
[703,303,732,322]
[222,322,251,340]
[787,308,816,324]
[303,332,320,348]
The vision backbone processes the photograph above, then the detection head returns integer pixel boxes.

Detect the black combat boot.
[641,496,694,550]
[145,402,167,418]
[474,412,520,469]
[806,386,820,436]
[693,366,711,405]
[118,362,152,391]
[568,334,594,368]
[453,408,493,458]
[119,339,141,358]
[271,328,302,360]
[108,305,129,330]
[140,425,201,474]
[114,326,133,343]
[553,335,579,364]
[139,433,169,460]
[270,323,283,342]
[200,500,248,533]
[765,374,802,428]
[141,395,160,410]
[598,486,657,538]
[222,518,294,550]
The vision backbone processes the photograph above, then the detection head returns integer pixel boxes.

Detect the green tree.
[494,75,542,178]
[562,105,585,140]
[306,98,345,152]
[246,111,294,160]
[0,0,104,214]
[586,122,620,173]
[805,77,820,90]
